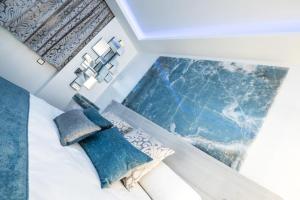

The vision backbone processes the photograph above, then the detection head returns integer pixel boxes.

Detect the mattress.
[28,95,151,200]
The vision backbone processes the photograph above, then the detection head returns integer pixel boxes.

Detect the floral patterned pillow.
[122,129,175,190]
[102,112,133,134]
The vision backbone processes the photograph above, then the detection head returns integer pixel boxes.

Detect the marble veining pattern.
[123,57,288,169]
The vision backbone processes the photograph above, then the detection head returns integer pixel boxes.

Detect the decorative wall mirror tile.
[70,37,124,91]
[92,39,111,57]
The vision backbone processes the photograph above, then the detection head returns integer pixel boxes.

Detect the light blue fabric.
[0,76,29,200]
[54,109,101,146]
[79,128,152,188]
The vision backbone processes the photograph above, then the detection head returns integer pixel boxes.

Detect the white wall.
[0,27,56,93]
[240,66,300,200]
[139,34,300,67]
[37,18,138,110]
[95,53,158,110]
[106,0,141,51]
[137,36,300,200]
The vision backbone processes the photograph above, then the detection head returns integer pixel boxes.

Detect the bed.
[0,77,201,200]
[28,95,152,200]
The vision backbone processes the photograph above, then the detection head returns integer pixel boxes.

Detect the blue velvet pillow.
[54,110,101,146]
[83,108,113,130]
[72,93,100,110]
[79,128,152,188]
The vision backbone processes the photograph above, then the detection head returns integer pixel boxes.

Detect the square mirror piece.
[75,68,83,75]
[116,47,125,56]
[74,73,85,86]
[82,53,94,68]
[81,61,89,70]
[110,57,119,66]
[37,58,45,65]
[93,39,110,57]
[108,38,124,56]
[108,37,121,51]
[109,65,118,75]
[84,67,96,78]
[99,66,109,76]
[70,81,81,91]
[106,63,113,69]
[83,53,93,63]
[96,56,106,65]
[96,66,109,82]
[96,76,104,83]
[83,76,97,90]
[104,73,113,83]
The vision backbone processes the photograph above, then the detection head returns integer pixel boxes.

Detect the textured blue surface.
[79,128,152,188]
[0,77,29,200]
[83,108,113,130]
[123,57,288,169]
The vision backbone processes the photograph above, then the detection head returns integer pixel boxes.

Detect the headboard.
[104,101,282,200]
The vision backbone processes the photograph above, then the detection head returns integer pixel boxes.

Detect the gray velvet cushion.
[54,109,101,146]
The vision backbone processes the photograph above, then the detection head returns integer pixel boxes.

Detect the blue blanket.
[0,77,29,200]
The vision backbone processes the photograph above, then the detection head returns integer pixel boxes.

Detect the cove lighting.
[118,0,300,40]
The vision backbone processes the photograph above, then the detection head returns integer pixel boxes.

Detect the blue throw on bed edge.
[0,77,29,200]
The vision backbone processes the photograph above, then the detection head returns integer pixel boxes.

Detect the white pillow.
[122,129,174,190]
[102,112,133,134]
[139,162,202,200]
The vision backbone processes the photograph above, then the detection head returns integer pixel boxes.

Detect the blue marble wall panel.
[123,57,288,169]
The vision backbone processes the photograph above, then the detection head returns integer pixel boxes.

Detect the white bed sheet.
[28,95,151,200]
[140,162,202,200]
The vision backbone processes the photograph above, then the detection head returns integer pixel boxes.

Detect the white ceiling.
[116,0,300,40]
